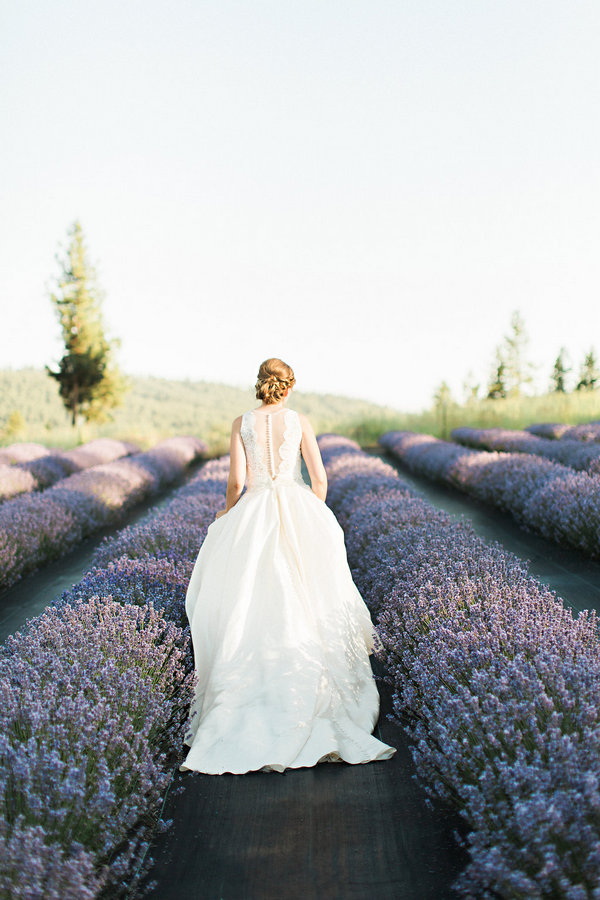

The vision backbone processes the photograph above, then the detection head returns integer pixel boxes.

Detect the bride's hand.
[215,509,227,519]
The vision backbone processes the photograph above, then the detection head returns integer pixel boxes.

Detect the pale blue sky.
[2,1,599,411]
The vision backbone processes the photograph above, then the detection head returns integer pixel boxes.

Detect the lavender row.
[526,421,600,442]
[379,430,600,560]
[91,456,229,571]
[0,435,206,590]
[451,426,600,474]
[0,438,139,502]
[0,456,228,899]
[0,442,50,465]
[319,433,600,898]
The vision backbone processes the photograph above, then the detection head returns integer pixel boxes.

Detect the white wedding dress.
[179,407,396,775]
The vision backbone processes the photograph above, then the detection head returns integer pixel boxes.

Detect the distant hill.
[0,368,406,453]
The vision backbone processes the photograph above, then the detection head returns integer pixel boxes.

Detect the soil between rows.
[134,654,468,900]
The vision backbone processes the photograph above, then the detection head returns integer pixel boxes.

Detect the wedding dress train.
[179,407,396,774]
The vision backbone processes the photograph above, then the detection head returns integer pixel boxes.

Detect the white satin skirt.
[179,478,396,775]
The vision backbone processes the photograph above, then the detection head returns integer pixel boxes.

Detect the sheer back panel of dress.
[241,408,304,489]
[254,408,290,478]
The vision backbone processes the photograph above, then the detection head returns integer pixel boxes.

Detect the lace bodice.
[240,408,305,490]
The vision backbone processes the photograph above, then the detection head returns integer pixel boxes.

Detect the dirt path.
[134,656,467,900]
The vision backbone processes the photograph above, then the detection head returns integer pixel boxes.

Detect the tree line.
[484,311,598,400]
[435,310,598,413]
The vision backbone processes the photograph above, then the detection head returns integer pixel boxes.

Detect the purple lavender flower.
[381,430,600,559]
[452,426,600,474]
[0,436,206,590]
[0,455,226,898]
[320,434,600,897]
[526,421,600,443]
[0,439,140,502]
[0,443,50,465]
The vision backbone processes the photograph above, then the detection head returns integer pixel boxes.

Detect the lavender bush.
[561,422,600,442]
[0,438,139,500]
[0,456,228,899]
[91,456,228,570]
[452,426,600,474]
[0,443,49,465]
[0,439,139,503]
[60,438,139,470]
[0,598,195,899]
[0,465,36,502]
[320,434,600,898]
[526,422,600,443]
[524,423,570,440]
[0,436,206,590]
[380,430,600,559]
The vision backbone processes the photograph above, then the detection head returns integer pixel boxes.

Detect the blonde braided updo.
[255,358,296,404]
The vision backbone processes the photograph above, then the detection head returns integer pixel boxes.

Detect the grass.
[356,392,600,445]
[0,368,404,455]
[2,368,599,453]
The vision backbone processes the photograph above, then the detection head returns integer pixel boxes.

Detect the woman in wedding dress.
[179,358,396,775]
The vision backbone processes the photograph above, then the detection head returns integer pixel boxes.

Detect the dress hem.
[178,744,397,776]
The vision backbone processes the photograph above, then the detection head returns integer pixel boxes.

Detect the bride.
[179,358,396,775]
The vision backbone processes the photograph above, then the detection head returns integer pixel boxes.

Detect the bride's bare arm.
[216,416,246,518]
[299,413,327,501]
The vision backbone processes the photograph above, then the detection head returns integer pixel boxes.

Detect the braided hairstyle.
[255,358,296,404]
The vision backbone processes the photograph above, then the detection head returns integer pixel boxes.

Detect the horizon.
[0,363,408,413]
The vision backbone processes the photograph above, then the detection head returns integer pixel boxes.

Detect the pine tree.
[575,348,600,392]
[462,370,480,404]
[433,380,453,439]
[504,310,534,397]
[46,221,129,426]
[486,347,507,400]
[550,347,570,393]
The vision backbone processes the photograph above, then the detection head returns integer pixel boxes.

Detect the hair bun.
[255,358,296,404]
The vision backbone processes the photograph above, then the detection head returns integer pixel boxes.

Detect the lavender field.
[0,455,228,899]
[3,428,600,898]
[380,430,600,560]
[320,434,600,898]
[0,436,206,591]
[526,421,600,442]
[0,438,139,502]
[452,426,600,474]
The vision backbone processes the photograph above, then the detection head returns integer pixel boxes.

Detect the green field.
[2,368,599,454]
[357,391,600,444]
[0,368,408,455]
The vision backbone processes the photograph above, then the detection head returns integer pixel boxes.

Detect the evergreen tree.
[433,380,453,439]
[504,309,534,397]
[575,348,600,392]
[486,347,507,400]
[550,347,570,393]
[462,370,480,404]
[46,221,129,426]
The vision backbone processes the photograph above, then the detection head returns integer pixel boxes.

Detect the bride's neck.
[258,402,286,412]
